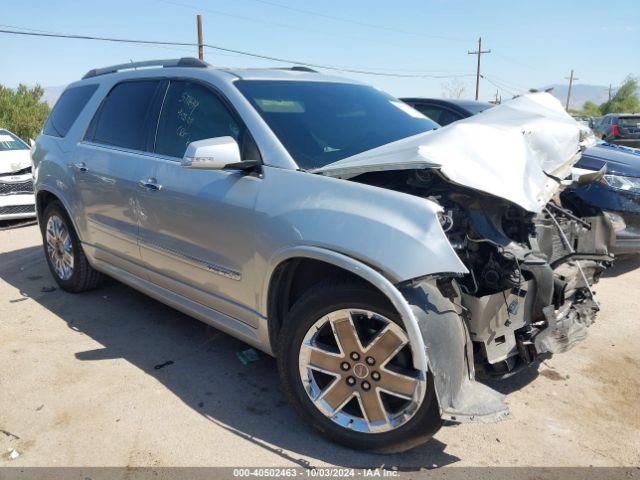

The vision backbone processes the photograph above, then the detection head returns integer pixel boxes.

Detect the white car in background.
[0,129,36,221]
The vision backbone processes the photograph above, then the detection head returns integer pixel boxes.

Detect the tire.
[277,281,441,453]
[41,201,103,292]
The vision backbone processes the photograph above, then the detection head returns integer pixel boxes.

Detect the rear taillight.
[612,124,619,136]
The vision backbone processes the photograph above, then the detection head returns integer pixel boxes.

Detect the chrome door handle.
[138,178,162,191]
[73,162,88,172]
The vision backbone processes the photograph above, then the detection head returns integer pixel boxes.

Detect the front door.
[138,80,262,326]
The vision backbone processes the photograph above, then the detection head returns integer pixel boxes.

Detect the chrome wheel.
[299,309,426,433]
[46,215,74,281]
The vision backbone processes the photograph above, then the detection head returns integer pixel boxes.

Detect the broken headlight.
[602,174,640,193]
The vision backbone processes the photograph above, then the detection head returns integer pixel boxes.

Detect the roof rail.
[82,57,208,79]
[275,66,318,73]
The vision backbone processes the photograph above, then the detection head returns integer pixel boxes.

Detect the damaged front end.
[313,93,615,421]
[351,168,614,382]
[438,185,614,378]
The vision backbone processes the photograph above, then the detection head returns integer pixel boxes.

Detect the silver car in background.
[32,58,614,452]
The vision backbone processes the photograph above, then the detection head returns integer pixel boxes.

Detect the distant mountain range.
[542,83,612,110]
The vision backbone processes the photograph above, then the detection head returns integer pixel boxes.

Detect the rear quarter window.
[43,84,98,138]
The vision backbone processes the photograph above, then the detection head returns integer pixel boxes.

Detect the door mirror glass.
[181,136,242,170]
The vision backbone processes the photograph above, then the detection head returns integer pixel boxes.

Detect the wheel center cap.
[353,362,369,379]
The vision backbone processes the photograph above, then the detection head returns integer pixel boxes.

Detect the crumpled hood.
[313,93,596,213]
[0,150,31,175]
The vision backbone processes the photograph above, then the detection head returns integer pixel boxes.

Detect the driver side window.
[154,80,257,159]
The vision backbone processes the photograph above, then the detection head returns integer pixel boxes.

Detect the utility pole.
[197,14,204,61]
[565,69,578,111]
[608,84,612,101]
[468,37,491,100]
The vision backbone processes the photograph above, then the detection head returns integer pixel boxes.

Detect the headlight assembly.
[602,174,640,193]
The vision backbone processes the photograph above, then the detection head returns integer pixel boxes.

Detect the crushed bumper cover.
[400,279,509,424]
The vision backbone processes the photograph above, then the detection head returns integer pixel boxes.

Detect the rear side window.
[155,81,241,158]
[43,84,98,137]
[90,80,161,151]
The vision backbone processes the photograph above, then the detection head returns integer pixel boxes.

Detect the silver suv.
[33,58,614,452]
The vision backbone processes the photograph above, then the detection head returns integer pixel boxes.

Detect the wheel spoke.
[63,250,74,269]
[330,314,362,356]
[319,378,354,412]
[377,370,419,399]
[364,326,406,365]
[358,390,388,424]
[303,344,343,375]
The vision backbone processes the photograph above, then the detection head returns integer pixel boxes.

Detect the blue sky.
[2,0,638,101]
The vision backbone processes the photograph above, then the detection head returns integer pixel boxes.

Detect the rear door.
[75,79,166,274]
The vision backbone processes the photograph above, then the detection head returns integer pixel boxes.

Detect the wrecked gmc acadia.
[33,59,614,452]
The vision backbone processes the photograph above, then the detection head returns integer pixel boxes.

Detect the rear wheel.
[41,201,102,292]
[277,282,441,452]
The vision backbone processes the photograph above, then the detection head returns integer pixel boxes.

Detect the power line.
[482,74,527,94]
[480,75,518,97]
[157,0,349,38]
[236,0,472,42]
[0,27,476,79]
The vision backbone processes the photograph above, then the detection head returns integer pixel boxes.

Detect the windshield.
[0,130,29,152]
[235,80,438,169]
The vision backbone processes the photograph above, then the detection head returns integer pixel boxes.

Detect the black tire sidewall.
[277,283,441,453]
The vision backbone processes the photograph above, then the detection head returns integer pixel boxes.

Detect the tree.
[582,100,601,117]
[441,78,466,99]
[599,76,639,114]
[0,84,50,141]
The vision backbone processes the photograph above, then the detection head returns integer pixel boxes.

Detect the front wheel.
[277,282,441,452]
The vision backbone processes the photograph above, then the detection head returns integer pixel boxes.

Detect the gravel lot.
[1,223,639,468]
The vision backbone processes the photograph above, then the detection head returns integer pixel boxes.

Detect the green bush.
[0,84,50,141]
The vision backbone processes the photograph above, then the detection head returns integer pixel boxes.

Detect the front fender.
[255,166,467,284]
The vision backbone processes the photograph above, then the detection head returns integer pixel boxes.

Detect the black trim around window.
[83,76,262,164]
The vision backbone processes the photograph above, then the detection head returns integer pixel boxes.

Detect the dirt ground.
[1,223,639,468]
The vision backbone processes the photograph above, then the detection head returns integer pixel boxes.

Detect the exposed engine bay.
[352,168,615,378]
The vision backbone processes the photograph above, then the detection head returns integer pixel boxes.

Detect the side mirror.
[29,139,35,147]
[181,136,242,170]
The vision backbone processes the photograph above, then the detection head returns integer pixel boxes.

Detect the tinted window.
[235,81,438,170]
[43,84,98,137]
[92,81,160,151]
[155,81,241,158]
[413,104,462,126]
